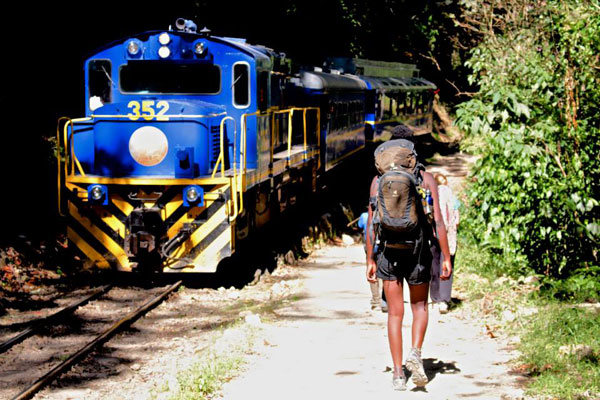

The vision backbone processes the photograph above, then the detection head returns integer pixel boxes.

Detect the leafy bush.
[455,0,600,284]
[540,266,600,303]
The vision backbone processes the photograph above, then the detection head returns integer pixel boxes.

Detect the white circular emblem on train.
[128,126,168,166]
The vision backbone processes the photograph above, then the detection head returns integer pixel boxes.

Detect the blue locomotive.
[58,19,435,272]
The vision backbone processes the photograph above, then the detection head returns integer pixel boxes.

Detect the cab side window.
[233,63,250,108]
[88,60,112,111]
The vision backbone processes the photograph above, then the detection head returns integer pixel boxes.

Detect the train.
[57,18,436,273]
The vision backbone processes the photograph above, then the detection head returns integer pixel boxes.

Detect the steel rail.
[12,280,182,400]
[0,285,113,354]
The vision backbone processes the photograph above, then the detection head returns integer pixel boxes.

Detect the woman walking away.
[366,125,452,390]
[431,173,460,313]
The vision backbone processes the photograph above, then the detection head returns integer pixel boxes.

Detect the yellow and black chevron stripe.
[163,184,233,272]
[65,180,233,273]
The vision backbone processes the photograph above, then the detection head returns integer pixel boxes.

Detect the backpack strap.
[415,167,437,249]
[369,176,379,212]
[368,175,382,254]
[414,162,425,186]
[412,165,433,255]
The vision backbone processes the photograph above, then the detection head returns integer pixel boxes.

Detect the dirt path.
[219,243,525,399]
[219,152,525,399]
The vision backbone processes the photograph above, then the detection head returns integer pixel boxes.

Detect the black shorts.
[376,246,431,285]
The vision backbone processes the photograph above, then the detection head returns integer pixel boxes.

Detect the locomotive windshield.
[89,60,113,105]
[120,61,221,94]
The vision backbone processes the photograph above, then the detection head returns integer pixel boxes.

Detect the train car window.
[405,93,413,114]
[332,103,338,130]
[386,95,393,119]
[427,93,433,113]
[342,103,350,127]
[358,100,365,125]
[415,94,419,114]
[120,61,220,94]
[233,62,250,108]
[397,92,406,114]
[88,60,112,110]
[258,71,269,111]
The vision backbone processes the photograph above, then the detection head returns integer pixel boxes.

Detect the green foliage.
[518,305,600,399]
[454,234,508,282]
[174,353,242,399]
[455,0,600,284]
[540,266,600,302]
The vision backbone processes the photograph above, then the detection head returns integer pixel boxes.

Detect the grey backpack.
[371,139,426,249]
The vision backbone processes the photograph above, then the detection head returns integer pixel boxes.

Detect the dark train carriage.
[324,58,436,141]
[290,69,367,170]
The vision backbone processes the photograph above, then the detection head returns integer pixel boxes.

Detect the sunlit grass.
[455,236,600,399]
[519,305,600,399]
[167,323,259,400]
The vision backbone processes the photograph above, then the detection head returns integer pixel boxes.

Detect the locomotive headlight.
[90,186,103,200]
[88,185,108,205]
[194,42,205,55]
[158,32,171,45]
[129,126,169,166]
[186,187,199,202]
[127,41,140,55]
[158,46,171,58]
[183,185,204,207]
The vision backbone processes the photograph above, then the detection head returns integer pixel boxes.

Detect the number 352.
[127,100,170,121]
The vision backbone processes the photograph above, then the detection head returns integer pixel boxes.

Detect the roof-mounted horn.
[175,18,197,33]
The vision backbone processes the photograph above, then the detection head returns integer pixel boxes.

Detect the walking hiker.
[430,173,460,313]
[365,125,452,391]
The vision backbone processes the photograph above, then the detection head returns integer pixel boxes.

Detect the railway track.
[0,285,113,355]
[1,281,182,400]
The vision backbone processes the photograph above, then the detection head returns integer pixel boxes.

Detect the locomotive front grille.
[210,124,221,168]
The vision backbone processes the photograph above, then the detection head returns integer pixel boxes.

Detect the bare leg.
[408,282,429,348]
[383,279,404,375]
[369,280,381,308]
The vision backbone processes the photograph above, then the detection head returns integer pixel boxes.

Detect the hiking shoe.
[405,348,428,387]
[392,374,407,391]
[439,302,449,314]
[381,300,388,313]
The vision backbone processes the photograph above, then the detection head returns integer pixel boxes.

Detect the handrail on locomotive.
[57,107,320,222]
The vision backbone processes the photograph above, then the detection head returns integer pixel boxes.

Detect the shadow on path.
[405,357,461,389]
